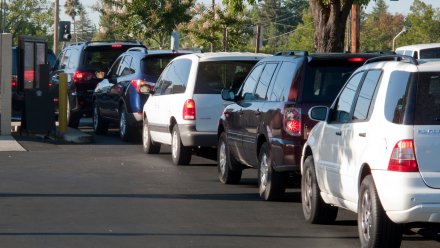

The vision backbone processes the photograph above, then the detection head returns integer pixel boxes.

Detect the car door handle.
[359,132,366,137]
[335,131,342,136]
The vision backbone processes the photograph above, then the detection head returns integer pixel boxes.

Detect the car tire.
[142,120,160,154]
[119,105,135,141]
[92,102,108,134]
[358,175,403,248]
[302,155,338,224]
[217,132,242,184]
[171,125,191,165]
[258,143,287,201]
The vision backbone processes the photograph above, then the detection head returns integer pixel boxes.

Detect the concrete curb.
[0,135,26,151]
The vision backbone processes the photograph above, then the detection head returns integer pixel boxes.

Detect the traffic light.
[59,21,72,41]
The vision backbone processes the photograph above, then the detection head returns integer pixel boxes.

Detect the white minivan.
[395,43,440,59]
[142,52,270,165]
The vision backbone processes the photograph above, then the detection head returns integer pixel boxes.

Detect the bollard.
[58,73,68,133]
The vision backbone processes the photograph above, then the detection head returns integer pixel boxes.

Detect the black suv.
[51,41,146,128]
[217,51,379,201]
[93,48,194,141]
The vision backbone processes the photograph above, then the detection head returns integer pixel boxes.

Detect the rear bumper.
[372,170,440,224]
[178,124,217,147]
[270,137,303,172]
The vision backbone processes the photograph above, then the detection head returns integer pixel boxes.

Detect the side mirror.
[308,106,329,122]
[221,89,236,101]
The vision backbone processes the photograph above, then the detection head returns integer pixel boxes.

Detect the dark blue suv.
[92,48,195,141]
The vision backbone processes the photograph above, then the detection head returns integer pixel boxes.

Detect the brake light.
[112,44,122,48]
[73,71,94,84]
[388,140,419,172]
[348,57,366,63]
[131,79,145,93]
[183,99,196,120]
[11,75,17,88]
[283,107,301,136]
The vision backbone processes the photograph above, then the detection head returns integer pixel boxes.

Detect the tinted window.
[12,48,17,74]
[414,72,440,125]
[302,60,359,102]
[384,71,411,124]
[194,61,256,94]
[330,72,363,123]
[420,48,440,59]
[255,63,278,100]
[268,61,297,102]
[159,58,192,95]
[353,70,381,121]
[240,64,263,100]
[67,49,79,69]
[119,55,133,76]
[109,57,122,78]
[141,54,181,78]
[83,45,141,71]
[60,49,72,69]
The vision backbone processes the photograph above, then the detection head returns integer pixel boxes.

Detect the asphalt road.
[0,122,439,247]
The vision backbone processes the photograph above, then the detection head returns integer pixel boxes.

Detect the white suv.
[301,55,440,247]
[142,52,269,165]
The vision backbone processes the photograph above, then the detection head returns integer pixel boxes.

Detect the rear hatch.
[193,60,257,131]
[413,71,440,188]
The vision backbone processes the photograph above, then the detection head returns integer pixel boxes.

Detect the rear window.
[141,54,180,78]
[194,61,256,94]
[419,48,440,59]
[83,45,142,71]
[414,72,440,125]
[302,60,362,102]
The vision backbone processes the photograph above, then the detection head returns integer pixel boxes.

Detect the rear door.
[413,71,440,188]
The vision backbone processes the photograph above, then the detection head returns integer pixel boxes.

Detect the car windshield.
[302,60,363,102]
[194,61,256,94]
[83,45,141,72]
[141,54,181,78]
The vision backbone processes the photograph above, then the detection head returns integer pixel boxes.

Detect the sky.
[58,0,440,27]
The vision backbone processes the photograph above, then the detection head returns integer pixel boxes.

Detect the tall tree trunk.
[309,0,353,52]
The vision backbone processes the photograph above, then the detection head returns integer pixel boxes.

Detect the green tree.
[360,0,404,51]
[286,9,315,52]
[92,0,127,41]
[4,0,54,45]
[75,7,96,42]
[399,0,440,45]
[64,0,82,42]
[224,0,371,52]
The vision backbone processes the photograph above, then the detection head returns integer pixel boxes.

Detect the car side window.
[59,49,72,69]
[268,61,296,101]
[67,49,79,69]
[353,70,381,121]
[240,63,264,100]
[153,63,171,96]
[109,57,123,79]
[330,72,364,123]
[255,63,278,100]
[156,59,192,95]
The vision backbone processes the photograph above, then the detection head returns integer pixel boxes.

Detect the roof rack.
[274,50,309,56]
[127,47,148,53]
[364,55,418,66]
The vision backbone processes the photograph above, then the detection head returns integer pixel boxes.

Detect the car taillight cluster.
[131,79,155,94]
[11,75,17,88]
[73,71,94,84]
[388,139,419,172]
[283,107,301,136]
[183,99,196,120]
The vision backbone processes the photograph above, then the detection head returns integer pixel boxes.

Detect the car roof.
[417,60,440,72]
[258,52,378,63]
[177,52,271,62]
[396,43,440,51]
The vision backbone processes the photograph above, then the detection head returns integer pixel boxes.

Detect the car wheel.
[92,102,108,134]
[258,143,287,201]
[142,120,160,154]
[217,132,242,184]
[358,175,403,248]
[171,125,191,165]
[119,105,135,141]
[302,155,338,224]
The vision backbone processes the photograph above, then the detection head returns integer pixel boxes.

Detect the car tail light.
[73,71,94,84]
[283,107,301,136]
[183,99,196,120]
[131,80,155,93]
[348,57,366,63]
[11,75,17,88]
[112,44,122,48]
[388,139,419,172]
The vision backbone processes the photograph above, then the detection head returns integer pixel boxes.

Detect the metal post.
[58,73,68,134]
[0,33,12,135]
[392,26,407,51]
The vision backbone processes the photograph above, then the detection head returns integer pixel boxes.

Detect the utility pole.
[54,0,59,53]
[255,25,261,53]
[210,0,215,52]
[351,4,360,53]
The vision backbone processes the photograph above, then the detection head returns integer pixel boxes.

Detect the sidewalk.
[0,135,26,151]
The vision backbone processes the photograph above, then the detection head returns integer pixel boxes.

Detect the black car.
[218,51,380,201]
[93,48,195,141]
[50,41,146,128]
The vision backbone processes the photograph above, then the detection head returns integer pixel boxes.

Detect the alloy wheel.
[259,152,269,191]
[218,141,227,176]
[303,168,313,215]
[360,190,372,242]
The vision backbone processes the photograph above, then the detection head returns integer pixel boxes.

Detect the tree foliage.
[4,0,54,45]
[75,7,96,42]
[286,9,315,52]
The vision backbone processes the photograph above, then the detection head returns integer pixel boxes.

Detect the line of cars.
[46,41,440,247]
